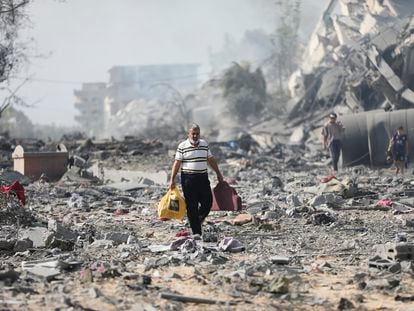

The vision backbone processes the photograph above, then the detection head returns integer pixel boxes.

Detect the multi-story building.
[74,64,200,138]
[106,64,200,114]
[74,82,107,137]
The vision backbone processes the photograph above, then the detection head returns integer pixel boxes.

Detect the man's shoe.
[192,234,202,240]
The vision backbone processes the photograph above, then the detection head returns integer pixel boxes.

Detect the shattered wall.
[289,0,414,122]
[104,99,183,140]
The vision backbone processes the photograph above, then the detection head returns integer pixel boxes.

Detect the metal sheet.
[341,112,370,167]
[341,109,414,167]
[367,110,391,166]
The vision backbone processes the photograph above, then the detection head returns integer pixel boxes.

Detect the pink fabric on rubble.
[376,199,393,207]
[321,175,336,183]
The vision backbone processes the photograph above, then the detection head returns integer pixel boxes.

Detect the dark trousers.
[181,173,212,235]
[329,139,341,171]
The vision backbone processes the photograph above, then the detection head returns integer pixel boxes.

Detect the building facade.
[74,82,107,137]
[74,64,200,138]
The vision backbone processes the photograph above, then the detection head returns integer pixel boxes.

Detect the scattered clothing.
[169,236,196,251]
[175,230,190,237]
[321,175,337,183]
[218,237,245,253]
[376,199,393,207]
[179,238,197,253]
[1,181,26,205]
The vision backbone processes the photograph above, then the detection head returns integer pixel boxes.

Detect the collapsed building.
[288,0,414,122]
[4,4,414,309]
[74,64,200,138]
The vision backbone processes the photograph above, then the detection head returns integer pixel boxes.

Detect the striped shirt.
[175,139,213,174]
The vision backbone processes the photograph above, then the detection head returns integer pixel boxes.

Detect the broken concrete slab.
[18,227,51,248]
[309,193,342,207]
[48,219,78,241]
[25,266,61,282]
[89,164,167,185]
[13,238,33,252]
[103,232,131,245]
[0,239,15,251]
[89,240,114,249]
[376,242,414,261]
[270,256,290,265]
[102,181,149,192]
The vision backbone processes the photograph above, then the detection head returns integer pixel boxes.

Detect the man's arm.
[207,156,223,183]
[321,126,328,150]
[388,136,394,152]
[169,160,182,190]
[323,136,328,150]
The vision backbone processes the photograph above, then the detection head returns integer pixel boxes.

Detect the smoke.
[9,0,326,140]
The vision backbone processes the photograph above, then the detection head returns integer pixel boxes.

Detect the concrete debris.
[286,0,414,169]
[0,124,414,310]
[13,238,33,252]
[25,266,61,282]
[309,193,343,207]
[267,276,290,294]
[375,242,414,261]
[18,227,51,248]
[103,232,131,245]
[312,212,336,225]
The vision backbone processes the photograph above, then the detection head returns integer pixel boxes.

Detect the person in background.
[389,126,408,175]
[321,112,345,176]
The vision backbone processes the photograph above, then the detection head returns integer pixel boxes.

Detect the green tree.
[222,62,267,122]
[0,0,30,116]
[0,0,29,83]
[268,0,301,92]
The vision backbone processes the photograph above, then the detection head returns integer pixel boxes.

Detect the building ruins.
[74,64,200,138]
[288,0,414,122]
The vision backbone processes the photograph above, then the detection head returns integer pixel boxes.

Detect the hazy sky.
[10,0,325,126]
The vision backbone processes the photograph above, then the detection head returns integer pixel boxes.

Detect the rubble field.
[1,138,414,311]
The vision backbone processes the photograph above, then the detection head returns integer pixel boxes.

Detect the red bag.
[211,181,242,211]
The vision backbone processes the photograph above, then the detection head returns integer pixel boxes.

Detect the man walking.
[322,112,345,175]
[169,124,223,236]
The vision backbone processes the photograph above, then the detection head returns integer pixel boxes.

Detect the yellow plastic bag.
[157,186,187,220]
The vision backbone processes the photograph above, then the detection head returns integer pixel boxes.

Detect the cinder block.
[379,242,414,261]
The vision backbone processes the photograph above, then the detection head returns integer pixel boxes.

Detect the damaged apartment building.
[288,0,414,123]
[74,64,200,138]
